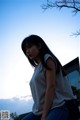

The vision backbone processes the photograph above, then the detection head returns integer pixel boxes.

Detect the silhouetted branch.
[42,0,80,14]
[42,0,80,36]
[72,29,80,37]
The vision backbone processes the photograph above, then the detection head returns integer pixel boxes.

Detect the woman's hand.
[41,118,46,120]
[41,116,46,120]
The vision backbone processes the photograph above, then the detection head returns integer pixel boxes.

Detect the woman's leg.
[21,112,35,120]
[46,104,69,120]
[21,112,41,120]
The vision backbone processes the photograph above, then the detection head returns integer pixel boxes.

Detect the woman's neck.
[34,56,41,64]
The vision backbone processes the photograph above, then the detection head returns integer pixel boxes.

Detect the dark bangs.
[21,35,44,55]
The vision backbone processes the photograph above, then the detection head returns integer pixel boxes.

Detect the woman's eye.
[26,44,32,48]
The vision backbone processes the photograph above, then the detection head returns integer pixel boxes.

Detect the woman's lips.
[28,54,33,58]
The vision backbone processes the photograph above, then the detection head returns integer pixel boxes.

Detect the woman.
[21,35,75,120]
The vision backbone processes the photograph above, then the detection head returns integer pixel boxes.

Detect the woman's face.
[25,44,40,61]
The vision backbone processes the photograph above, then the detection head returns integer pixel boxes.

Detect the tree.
[42,0,80,36]
[10,112,18,120]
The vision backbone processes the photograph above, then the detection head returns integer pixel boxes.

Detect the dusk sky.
[0,0,80,115]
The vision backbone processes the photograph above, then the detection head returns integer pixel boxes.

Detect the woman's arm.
[41,58,56,120]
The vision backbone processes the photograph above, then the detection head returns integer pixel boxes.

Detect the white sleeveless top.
[30,54,75,115]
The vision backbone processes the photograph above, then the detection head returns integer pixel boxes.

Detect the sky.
[0,0,80,115]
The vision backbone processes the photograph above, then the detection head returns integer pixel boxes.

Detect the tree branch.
[72,29,80,37]
[42,0,80,36]
[42,0,80,14]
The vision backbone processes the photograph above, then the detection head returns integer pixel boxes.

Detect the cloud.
[0,96,33,115]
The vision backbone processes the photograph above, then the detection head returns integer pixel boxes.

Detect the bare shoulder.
[46,57,56,70]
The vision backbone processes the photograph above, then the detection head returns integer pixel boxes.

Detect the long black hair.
[21,34,63,74]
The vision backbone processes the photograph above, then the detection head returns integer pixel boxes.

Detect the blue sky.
[0,0,80,115]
